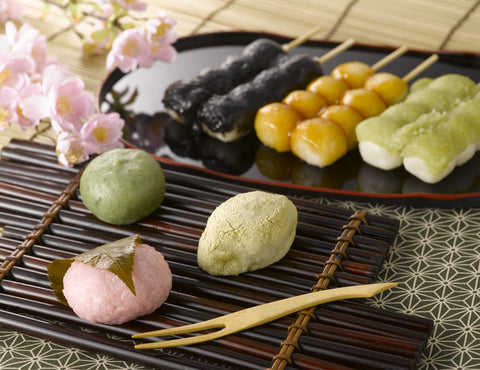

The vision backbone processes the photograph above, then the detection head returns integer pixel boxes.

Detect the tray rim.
[96,30,480,208]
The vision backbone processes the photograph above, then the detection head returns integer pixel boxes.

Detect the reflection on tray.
[255,145,361,189]
[122,110,260,176]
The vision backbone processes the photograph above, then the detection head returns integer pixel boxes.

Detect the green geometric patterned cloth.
[1,199,479,369]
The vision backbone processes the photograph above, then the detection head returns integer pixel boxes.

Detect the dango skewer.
[162,25,325,124]
[254,46,413,154]
[357,73,480,183]
[356,71,473,171]
[302,45,409,111]
[291,54,438,168]
[255,53,438,168]
[196,38,356,142]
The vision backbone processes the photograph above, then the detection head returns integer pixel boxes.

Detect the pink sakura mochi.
[62,244,172,325]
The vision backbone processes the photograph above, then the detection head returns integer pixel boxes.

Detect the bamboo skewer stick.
[316,38,356,64]
[371,45,409,71]
[403,53,439,82]
[281,25,324,51]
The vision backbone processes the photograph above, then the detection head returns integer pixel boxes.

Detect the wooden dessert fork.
[133,282,397,349]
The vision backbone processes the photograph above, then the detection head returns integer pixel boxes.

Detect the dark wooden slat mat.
[0,139,431,369]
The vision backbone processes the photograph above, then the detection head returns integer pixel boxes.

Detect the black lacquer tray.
[98,31,480,207]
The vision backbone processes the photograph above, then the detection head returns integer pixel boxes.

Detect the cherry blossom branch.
[0,0,178,166]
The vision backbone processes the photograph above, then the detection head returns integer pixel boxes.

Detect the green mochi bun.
[80,148,165,225]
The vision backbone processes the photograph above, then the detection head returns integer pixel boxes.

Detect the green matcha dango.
[80,148,166,225]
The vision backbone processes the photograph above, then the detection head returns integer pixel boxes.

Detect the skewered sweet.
[364,72,408,105]
[283,90,328,118]
[254,48,410,154]
[162,26,325,124]
[253,54,398,153]
[331,61,374,88]
[393,93,480,183]
[341,88,387,118]
[254,102,303,152]
[193,39,356,142]
[306,75,349,104]
[290,118,348,167]
[197,53,323,142]
[320,105,364,150]
[163,38,287,124]
[255,48,432,167]
[354,103,428,169]
[356,73,478,171]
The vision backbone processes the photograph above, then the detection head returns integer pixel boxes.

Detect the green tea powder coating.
[80,149,166,225]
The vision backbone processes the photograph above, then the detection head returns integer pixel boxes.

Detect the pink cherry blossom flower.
[49,76,95,131]
[4,22,38,53]
[0,86,19,131]
[145,11,177,44]
[145,12,177,63]
[0,54,35,90]
[0,0,22,23]
[16,82,43,130]
[56,131,89,167]
[92,0,113,17]
[0,22,56,75]
[149,41,177,63]
[22,65,94,133]
[114,0,147,12]
[80,112,125,154]
[106,28,153,72]
[41,64,73,94]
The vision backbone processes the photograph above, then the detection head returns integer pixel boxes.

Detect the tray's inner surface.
[99,33,480,196]
[0,139,431,369]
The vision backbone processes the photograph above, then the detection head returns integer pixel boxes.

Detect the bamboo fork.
[133,282,397,349]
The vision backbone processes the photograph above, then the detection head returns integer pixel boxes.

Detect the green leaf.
[66,2,83,20]
[48,258,74,305]
[91,27,112,43]
[47,234,141,306]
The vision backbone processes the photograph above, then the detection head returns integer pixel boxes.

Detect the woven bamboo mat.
[2,0,479,150]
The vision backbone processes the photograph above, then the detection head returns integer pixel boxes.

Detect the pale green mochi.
[392,111,445,151]
[355,116,400,155]
[356,74,479,163]
[409,77,432,93]
[402,132,456,177]
[355,103,428,155]
[446,100,480,145]
[404,88,456,111]
[435,111,474,154]
[426,74,477,99]
[381,102,429,123]
[401,98,480,176]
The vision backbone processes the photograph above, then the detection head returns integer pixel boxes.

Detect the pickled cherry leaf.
[47,234,140,306]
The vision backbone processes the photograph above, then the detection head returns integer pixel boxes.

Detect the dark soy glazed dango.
[163,38,287,124]
[196,53,323,142]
